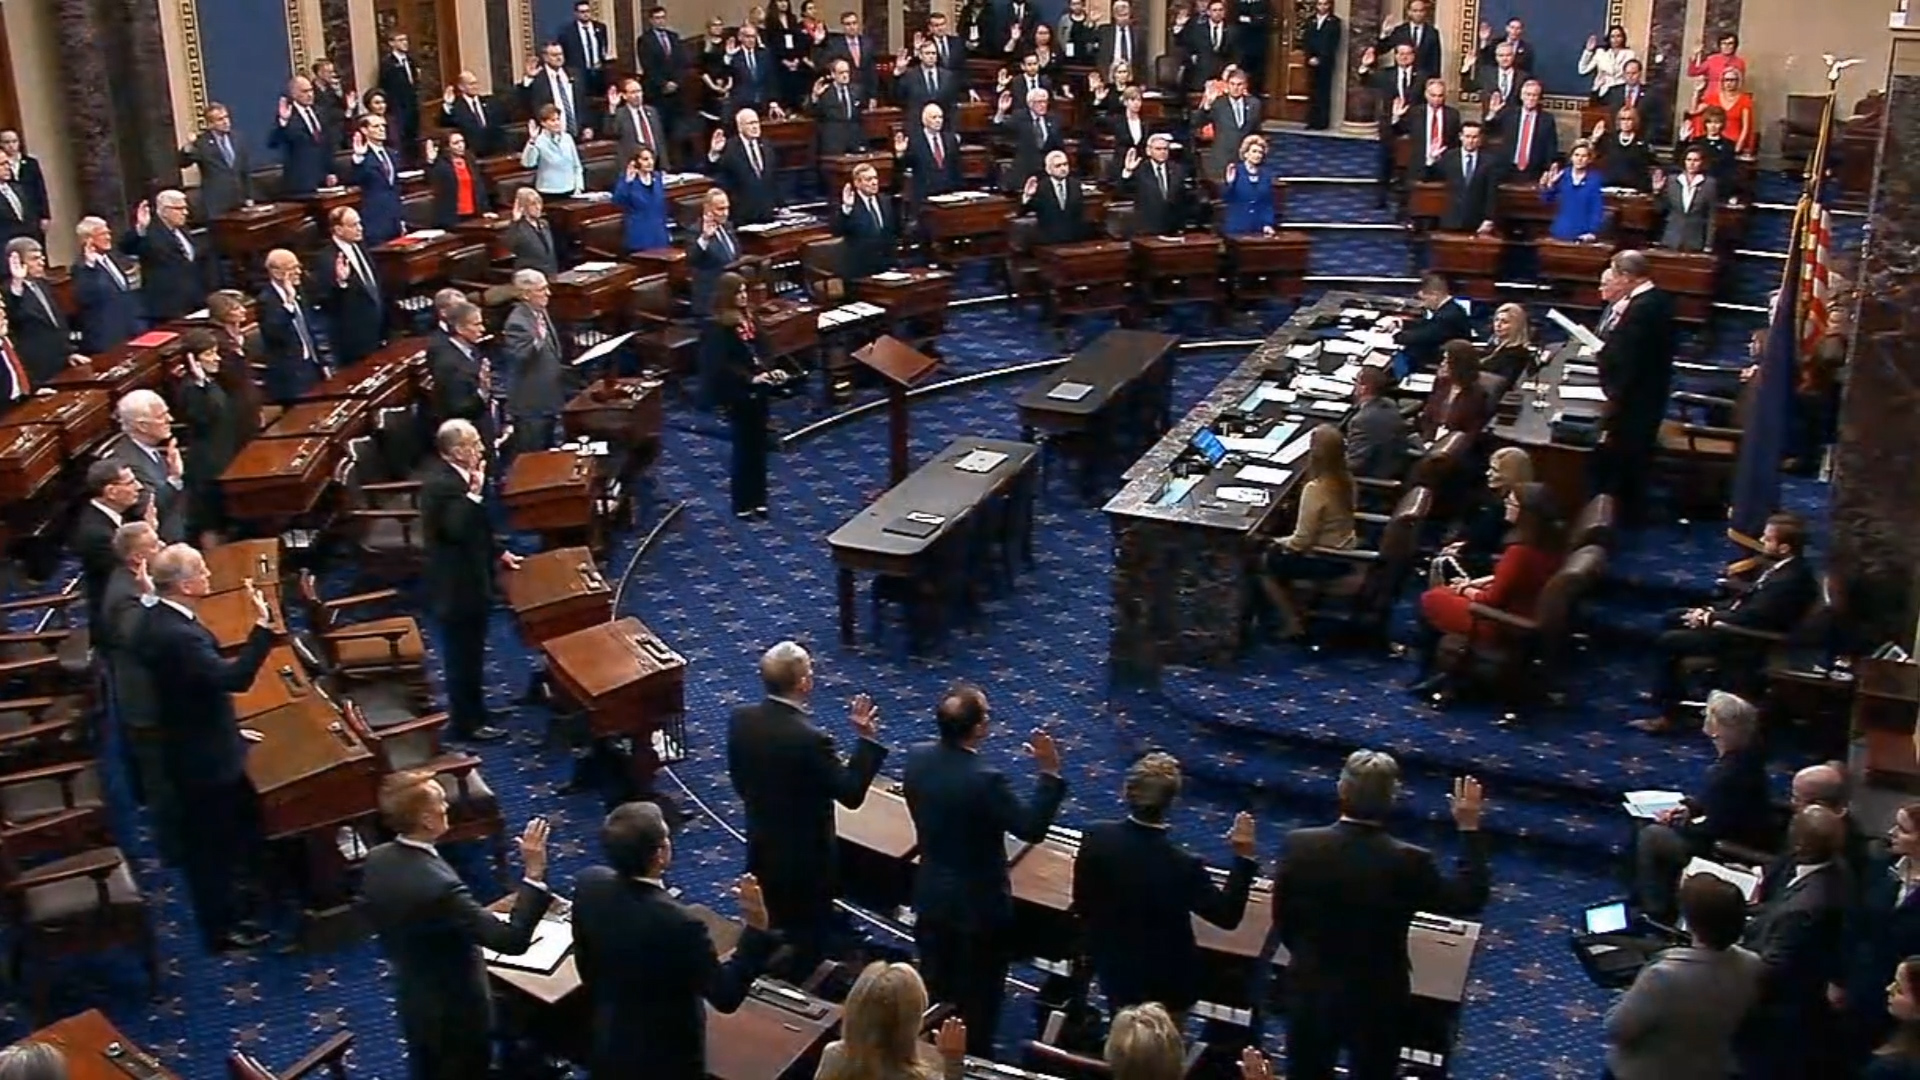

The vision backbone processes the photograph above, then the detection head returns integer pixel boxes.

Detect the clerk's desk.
[485,897,841,1080]
[836,778,1480,1056]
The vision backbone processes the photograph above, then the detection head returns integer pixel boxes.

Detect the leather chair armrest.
[1468,602,1538,632]
[1309,546,1383,563]
[366,710,450,743]
[1674,390,1739,410]
[1708,621,1787,644]
[279,1030,356,1080]
[360,480,423,494]
[0,591,84,615]
[322,587,403,610]
[1710,840,1773,867]
[6,842,120,892]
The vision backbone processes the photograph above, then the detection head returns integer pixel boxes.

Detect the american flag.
[1798,201,1833,357]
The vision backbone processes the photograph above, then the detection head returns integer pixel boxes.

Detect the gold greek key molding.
[179,0,210,119]
[286,0,313,73]
[517,0,536,63]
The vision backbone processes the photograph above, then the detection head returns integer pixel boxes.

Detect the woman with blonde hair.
[1431,446,1533,585]
[817,961,966,1080]
[1105,1003,1185,1080]
[1481,302,1535,381]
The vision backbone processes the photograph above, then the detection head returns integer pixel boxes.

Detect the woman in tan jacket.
[1256,425,1358,639]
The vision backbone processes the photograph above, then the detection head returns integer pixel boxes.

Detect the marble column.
[1832,30,1920,645]
[863,0,891,57]
[321,0,357,81]
[1341,0,1383,128]
[52,0,131,217]
[486,0,517,93]
[1642,0,1686,138]
[1699,0,1741,40]
[114,0,184,194]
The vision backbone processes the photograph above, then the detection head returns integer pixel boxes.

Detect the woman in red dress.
[1407,482,1565,697]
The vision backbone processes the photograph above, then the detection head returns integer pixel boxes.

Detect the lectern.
[852,335,940,485]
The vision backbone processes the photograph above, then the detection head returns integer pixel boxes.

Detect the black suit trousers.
[755,858,837,980]
[174,777,260,943]
[437,607,490,735]
[729,390,770,514]
[1652,609,1762,709]
[1308,65,1335,129]
[916,916,1010,1057]
[1286,989,1406,1080]
[404,1015,492,1080]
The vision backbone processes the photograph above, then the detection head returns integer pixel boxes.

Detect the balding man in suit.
[269,76,336,196]
[501,270,567,456]
[179,103,254,217]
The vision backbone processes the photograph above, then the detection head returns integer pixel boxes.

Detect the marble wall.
[1831,32,1920,648]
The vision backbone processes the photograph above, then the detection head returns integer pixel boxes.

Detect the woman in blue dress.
[611,147,673,252]
[1220,135,1276,237]
[1540,139,1605,242]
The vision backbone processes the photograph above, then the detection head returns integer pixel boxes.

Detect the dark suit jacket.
[811,83,868,157]
[4,280,75,383]
[179,131,255,217]
[1492,107,1558,178]
[72,258,143,355]
[377,53,423,137]
[902,131,963,203]
[725,698,886,905]
[1093,24,1147,74]
[97,566,157,730]
[504,218,561,278]
[903,740,1065,930]
[1125,160,1193,236]
[1713,556,1817,633]
[1464,62,1526,104]
[1601,85,1666,142]
[638,29,685,102]
[990,2,1039,57]
[268,111,334,195]
[9,157,47,229]
[310,241,387,368]
[501,301,567,418]
[119,224,209,322]
[820,34,879,100]
[353,148,407,244]
[1000,112,1066,190]
[1596,285,1676,445]
[928,31,969,72]
[1072,818,1255,1010]
[833,195,899,279]
[1429,147,1502,232]
[898,66,960,128]
[726,48,778,113]
[1379,22,1442,80]
[360,842,550,1080]
[107,438,188,544]
[1403,102,1462,171]
[1396,299,1473,371]
[1302,15,1342,78]
[1274,820,1490,1000]
[1179,19,1239,86]
[1840,853,1920,1018]
[1680,745,1773,849]
[1596,136,1654,191]
[257,284,327,403]
[138,603,274,787]
[418,455,497,620]
[1366,65,1421,141]
[1198,95,1262,177]
[610,103,671,170]
[524,67,587,136]
[1029,177,1087,246]
[709,138,779,224]
[1421,380,1492,439]
[441,95,504,158]
[572,868,777,1080]
[428,334,489,431]
[1658,176,1717,252]
[0,182,35,246]
[687,225,742,318]
[428,154,492,229]
[1740,860,1847,1024]
[71,502,123,627]
[557,19,614,85]
[1344,396,1411,479]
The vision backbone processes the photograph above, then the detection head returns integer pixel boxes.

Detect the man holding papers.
[1627,691,1770,923]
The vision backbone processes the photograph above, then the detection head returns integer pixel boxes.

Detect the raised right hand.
[518,816,551,880]
[335,251,351,284]
[443,86,457,106]
[525,57,542,78]
[710,129,728,155]
[1240,1048,1274,1080]
[1359,45,1376,68]
[1026,728,1061,774]
[1449,775,1486,830]
[1478,21,1493,43]
[892,130,908,153]
[424,139,439,164]
[841,182,856,208]
[701,215,718,238]
[277,96,293,123]
[1586,34,1599,50]
[1227,811,1256,858]
[848,693,880,739]
[1224,162,1237,183]
[134,200,152,231]
[736,873,770,930]
[526,118,539,140]
[1123,147,1140,173]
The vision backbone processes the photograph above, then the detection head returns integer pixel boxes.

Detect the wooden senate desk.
[210,201,313,266]
[195,580,288,651]
[1104,292,1423,669]
[1038,240,1133,326]
[258,397,371,442]
[821,152,896,196]
[541,616,687,744]
[219,436,339,530]
[233,644,320,722]
[0,390,114,460]
[1226,232,1313,304]
[18,1010,180,1080]
[486,898,842,1078]
[303,337,427,412]
[1536,238,1615,308]
[739,217,834,264]
[1016,329,1178,502]
[562,376,665,465]
[545,197,625,243]
[1133,234,1226,316]
[504,546,614,646]
[922,194,1016,268]
[204,538,282,595]
[826,438,1039,648]
[46,337,175,399]
[502,449,602,548]
[1488,342,1600,514]
[853,267,955,348]
[628,245,688,290]
[762,115,820,173]
[0,425,61,503]
[551,262,642,326]
[372,231,469,292]
[454,213,515,261]
[244,695,377,841]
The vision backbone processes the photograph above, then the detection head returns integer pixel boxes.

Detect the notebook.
[1047,381,1095,402]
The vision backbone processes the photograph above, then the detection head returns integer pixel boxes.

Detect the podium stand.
[852,336,940,485]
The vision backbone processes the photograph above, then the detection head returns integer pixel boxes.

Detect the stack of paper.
[1561,386,1609,402]
[1295,375,1355,399]
[954,449,1009,473]
[1621,790,1686,820]
[573,261,618,274]
[1682,857,1761,902]
[1401,372,1437,393]
[483,915,574,973]
[1235,464,1293,486]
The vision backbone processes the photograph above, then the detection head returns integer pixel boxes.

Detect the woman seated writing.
[1254,426,1356,640]
[1418,340,1493,447]
[1408,481,1565,700]
[1540,139,1605,242]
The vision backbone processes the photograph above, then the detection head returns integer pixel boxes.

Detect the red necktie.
[1516,112,1533,170]
[1,338,27,396]
[1428,109,1441,159]
[931,135,945,167]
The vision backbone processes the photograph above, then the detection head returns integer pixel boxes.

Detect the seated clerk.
[832,163,900,279]
[1488,79,1557,183]
[571,802,777,1080]
[1481,302,1536,382]
[1220,136,1277,236]
[996,86,1065,191]
[1387,272,1471,374]
[1022,151,1088,246]
[1833,801,1920,1068]
[1592,107,1655,192]
[1415,341,1492,446]
[1403,77,1462,177]
[896,104,964,207]
[1119,134,1194,236]
[1540,139,1606,242]
[1071,753,1259,1014]
[1101,88,1153,181]
[1434,447,1532,581]
[1737,806,1851,1080]
[1654,147,1717,254]
[1342,366,1412,480]
[1407,482,1564,696]
[1680,106,1740,193]
[1255,426,1358,640]
[1428,121,1502,236]
[1636,512,1817,734]
[1627,691,1772,923]
[425,131,491,231]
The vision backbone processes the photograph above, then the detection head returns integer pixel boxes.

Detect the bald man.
[440,71,502,157]
[706,109,778,224]
[1738,805,1849,1079]
[121,190,208,322]
[269,75,335,195]
[258,247,327,402]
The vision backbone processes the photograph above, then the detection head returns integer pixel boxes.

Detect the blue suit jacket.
[902,740,1066,929]
[1544,170,1606,240]
[353,149,407,245]
[612,173,672,251]
[1221,166,1277,236]
[71,258,143,354]
[138,604,275,787]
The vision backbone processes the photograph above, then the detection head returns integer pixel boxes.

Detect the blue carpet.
[0,129,1855,1080]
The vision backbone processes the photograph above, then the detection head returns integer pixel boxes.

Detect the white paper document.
[1682,857,1761,902]
[954,449,1009,473]
[1622,790,1686,820]
[483,915,574,973]
[1235,464,1294,486]
[1560,385,1609,402]
[1548,307,1605,353]
[569,330,638,367]
[573,260,618,273]
[1401,373,1437,393]
[1274,435,1313,465]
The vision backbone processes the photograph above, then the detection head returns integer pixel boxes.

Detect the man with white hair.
[727,640,886,976]
[501,269,565,455]
[3,237,83,381]
[108,389,188,541]
[71,216,142,353]
[1023,150,1087,246]
[312,206,387,367]
[419,419,521,742]
[897,103,962,206]
[140,542,277,949]
[996,85,1063,191]
[1119,133,1193,235]
[122,189,208,321]
[705,108,778,224]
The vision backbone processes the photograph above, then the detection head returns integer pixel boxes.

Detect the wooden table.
[540,616,687,785]
[44,340,172,399]
[1425,231,1504,301]
[503,546,614,645]
[826,438,1039,647]
[219,436,339,529]
[1488,343,1598,514]
[205,538,281,594]
[194,581,288,651]
[551,262,642,326]
[821,151,896,195]
[18,1010,179,1080]
[258,397,371,443]
[1536,238,1615,308]
[0,425,61,503]
[1017,330,1178,501]
[210,201,313,268]
[304,337,426,411]
[1133,234,1226,315]
[922,195,1015,268]
[233,644,319,722]
[502,449,604,547]
[0,390,114,460]
[244,695,377,840]
[1226,232,1313,303]
[1037,241,1134,325]
[739,218,833,265]
[373,231,468,293]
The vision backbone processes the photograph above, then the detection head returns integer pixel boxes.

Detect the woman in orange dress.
[1407,482,1565,698]
[1689,68,1756,155]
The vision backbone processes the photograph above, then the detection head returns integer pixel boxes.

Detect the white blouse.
[1578,46,1638,97]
